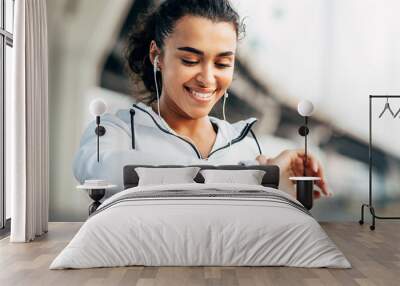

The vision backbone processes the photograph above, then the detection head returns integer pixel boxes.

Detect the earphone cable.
[154,69,162,121]
[222,92,232,149]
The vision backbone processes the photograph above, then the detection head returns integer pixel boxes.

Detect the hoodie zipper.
[132,104,256,160]
[207,120,256,158]
[133,104,202,158]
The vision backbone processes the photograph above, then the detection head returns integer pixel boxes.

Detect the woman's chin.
[183,105,213,119]
[190,110,212,119]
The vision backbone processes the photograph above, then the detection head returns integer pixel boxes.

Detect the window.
[0,0,14,232]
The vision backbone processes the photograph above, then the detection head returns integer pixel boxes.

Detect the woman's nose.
[196,63,216,87]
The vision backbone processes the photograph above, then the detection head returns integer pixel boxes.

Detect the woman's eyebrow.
[177,46,234,57]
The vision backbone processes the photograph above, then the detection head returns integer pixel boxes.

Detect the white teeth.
[190,90,213,99]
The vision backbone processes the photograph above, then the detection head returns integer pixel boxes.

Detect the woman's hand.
[256,149,332,199]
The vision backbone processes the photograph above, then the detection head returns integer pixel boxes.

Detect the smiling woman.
[73,0,329,199]
[124,0,244,159]
[148,15,238,157]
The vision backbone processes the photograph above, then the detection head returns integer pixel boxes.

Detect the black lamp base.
[88,189,105,215]
[296,180,313,210]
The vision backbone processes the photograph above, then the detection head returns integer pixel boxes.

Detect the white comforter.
[50,183,351,269]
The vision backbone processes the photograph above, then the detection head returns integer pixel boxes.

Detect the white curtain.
[10,0,49,242]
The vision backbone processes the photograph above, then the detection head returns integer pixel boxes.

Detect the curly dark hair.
[124,0,245,104]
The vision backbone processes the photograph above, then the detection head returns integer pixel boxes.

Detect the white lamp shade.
[89,99,107,116]
[297,100,314,117]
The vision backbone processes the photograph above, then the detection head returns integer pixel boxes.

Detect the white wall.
[47,0,132,221]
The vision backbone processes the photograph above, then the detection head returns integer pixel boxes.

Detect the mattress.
[50,183,351,269]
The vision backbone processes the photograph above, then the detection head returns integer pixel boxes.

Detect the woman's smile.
[183,85,216,103]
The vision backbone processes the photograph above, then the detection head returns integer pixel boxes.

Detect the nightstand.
[77,183,116,215]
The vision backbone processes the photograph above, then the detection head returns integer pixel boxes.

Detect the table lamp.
[76,99,114,215]
[89,99,107,162]
[289,100,320,210]
[298,100,313,175]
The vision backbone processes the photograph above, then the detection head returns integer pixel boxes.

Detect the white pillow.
[135,167,201,186]
[200,169,266,185]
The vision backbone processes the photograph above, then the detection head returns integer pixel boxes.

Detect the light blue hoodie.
[73,102,262,194]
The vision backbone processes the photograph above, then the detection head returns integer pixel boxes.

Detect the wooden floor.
[0,222,399,286]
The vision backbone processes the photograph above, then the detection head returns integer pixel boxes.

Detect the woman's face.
[155,15,237,119]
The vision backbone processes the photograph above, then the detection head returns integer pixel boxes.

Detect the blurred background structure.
[46,0,400,222]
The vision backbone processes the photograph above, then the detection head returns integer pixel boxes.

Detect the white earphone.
[222,91,232,148]
[153,55,162,121]
[153,55,159,73]
[222,91,229,121]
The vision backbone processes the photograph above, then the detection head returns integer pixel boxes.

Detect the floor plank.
[0,222,399,286]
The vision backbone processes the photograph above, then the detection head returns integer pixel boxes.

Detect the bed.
[50,165,350,269]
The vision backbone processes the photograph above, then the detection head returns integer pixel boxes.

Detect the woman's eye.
[216,63,232,68]
[181,59,232,68]
[181,59,199,65]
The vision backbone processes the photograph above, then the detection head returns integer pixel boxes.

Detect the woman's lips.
[184,86,215,102]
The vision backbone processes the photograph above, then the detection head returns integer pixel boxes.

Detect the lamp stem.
[96,116,100,162]
[304,116,308,176]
